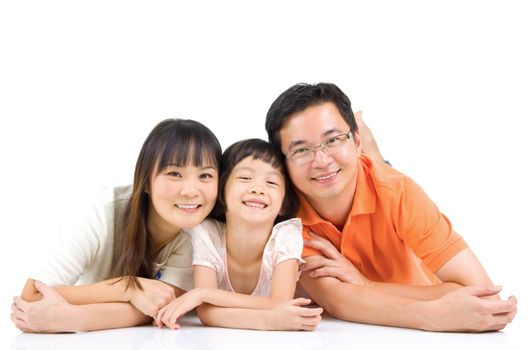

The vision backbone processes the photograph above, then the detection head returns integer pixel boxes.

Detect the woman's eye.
[238,176,251,181]
[167,171,182,177]
[200,173,213,179]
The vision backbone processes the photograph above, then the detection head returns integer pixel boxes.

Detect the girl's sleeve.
[270,218,305,267]
[188,220,224,274]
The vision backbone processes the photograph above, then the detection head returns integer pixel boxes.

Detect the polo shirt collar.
[296,155,377,225]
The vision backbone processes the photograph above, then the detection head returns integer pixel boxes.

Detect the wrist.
[193,287,206,304]
[262,309,276,330]
[60,303,84,332]
[413,299,437,331]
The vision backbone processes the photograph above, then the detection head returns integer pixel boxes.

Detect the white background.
[1,1,527,349]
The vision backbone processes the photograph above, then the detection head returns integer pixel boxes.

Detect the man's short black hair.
[265,83,357,150]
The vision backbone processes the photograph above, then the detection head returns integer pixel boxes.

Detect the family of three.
[11,83,517,333]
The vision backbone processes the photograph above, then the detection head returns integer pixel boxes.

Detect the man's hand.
[355,110,385,163]
[301,231,369,286]
[11,281,75,333]
[424,286,517,332]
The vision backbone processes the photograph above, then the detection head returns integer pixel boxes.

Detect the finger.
[289,298,312,307]
[300,323,318,331]
[354,110,363,123]
[465,285,502,298]
[14,297,29,313]
[309,267,347,281]
[488,295,517,315]
[297,307,324,317]
[11,313,31,332]
[301,314,322,326]
[169,312,181,329]
[302,256,337,271]
[155,308,165,328]
[306,233,341,258]
[11,303,28,322]
[34,280,53,297]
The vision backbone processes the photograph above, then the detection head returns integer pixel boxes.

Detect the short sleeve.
[155,233,194,291]
[188,219,225,275]
[394,177,468,272]
[270,218,304,267]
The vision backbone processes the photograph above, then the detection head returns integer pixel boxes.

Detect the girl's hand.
[268,298,323,331]
[126,277,176,318]
[155,289,204,329]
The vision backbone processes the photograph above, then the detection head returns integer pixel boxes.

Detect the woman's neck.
[147,207,182,255]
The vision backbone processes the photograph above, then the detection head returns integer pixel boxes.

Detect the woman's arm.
[12,281,151,333]
[21,277,184,317]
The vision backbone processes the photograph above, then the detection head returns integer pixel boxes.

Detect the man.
[265,82,517,332]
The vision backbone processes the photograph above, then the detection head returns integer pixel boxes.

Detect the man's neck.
[305,175,358,231]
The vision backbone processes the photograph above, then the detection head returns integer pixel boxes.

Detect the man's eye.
[326,137,339,144]
[294,147,310,155]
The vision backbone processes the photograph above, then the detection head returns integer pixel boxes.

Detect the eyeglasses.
[285,130,353,165]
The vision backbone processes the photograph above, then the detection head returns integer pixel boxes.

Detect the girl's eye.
[238,176,251,181]
[200,173,214,179]
[266,181,279,186]
[167,171,182,177]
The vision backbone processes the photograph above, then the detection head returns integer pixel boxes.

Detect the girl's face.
[224,156,286,225]
[149,164,218,231]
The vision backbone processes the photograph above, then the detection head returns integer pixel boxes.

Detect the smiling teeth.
[315,172,336,180]
[244,201,266,209]
[177,204,199,209]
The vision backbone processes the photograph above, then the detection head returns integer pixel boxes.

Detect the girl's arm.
[157,261,322,330]
[194,260,299,309]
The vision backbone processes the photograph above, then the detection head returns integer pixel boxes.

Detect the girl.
[11,119,222,333]
[156,139,323,331]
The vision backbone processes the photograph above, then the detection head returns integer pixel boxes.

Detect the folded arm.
[13,281,151,333]
[21,276,183,318]
[157,260,322,330]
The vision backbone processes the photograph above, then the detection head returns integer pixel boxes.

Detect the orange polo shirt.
[299,155,467,285]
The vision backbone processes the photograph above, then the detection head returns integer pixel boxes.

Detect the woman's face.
[148,163,218,232]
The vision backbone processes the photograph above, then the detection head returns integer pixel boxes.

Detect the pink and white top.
[188,218,303,297]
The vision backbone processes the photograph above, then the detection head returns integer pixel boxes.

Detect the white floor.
[6,312,527,350]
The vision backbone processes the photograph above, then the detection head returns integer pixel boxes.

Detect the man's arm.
[303,234,463,301]
[299,272,516,332]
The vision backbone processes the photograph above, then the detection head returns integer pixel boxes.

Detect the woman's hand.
[155,289,204,329]
[125,277,176,318]
[267,298,323,331]
[11,281,75,333]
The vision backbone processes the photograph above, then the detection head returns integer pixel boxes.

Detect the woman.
[11,118,222,332]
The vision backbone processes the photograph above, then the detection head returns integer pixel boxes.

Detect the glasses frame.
[285,129,353,163]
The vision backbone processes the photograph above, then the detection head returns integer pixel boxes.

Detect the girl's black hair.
[212,138,298,224]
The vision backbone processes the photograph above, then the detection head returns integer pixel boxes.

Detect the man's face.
[279,102,361,203]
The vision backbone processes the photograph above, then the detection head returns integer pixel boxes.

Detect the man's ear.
[353,130,362,154]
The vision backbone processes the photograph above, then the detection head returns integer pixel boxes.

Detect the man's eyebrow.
[286,128,342,150]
